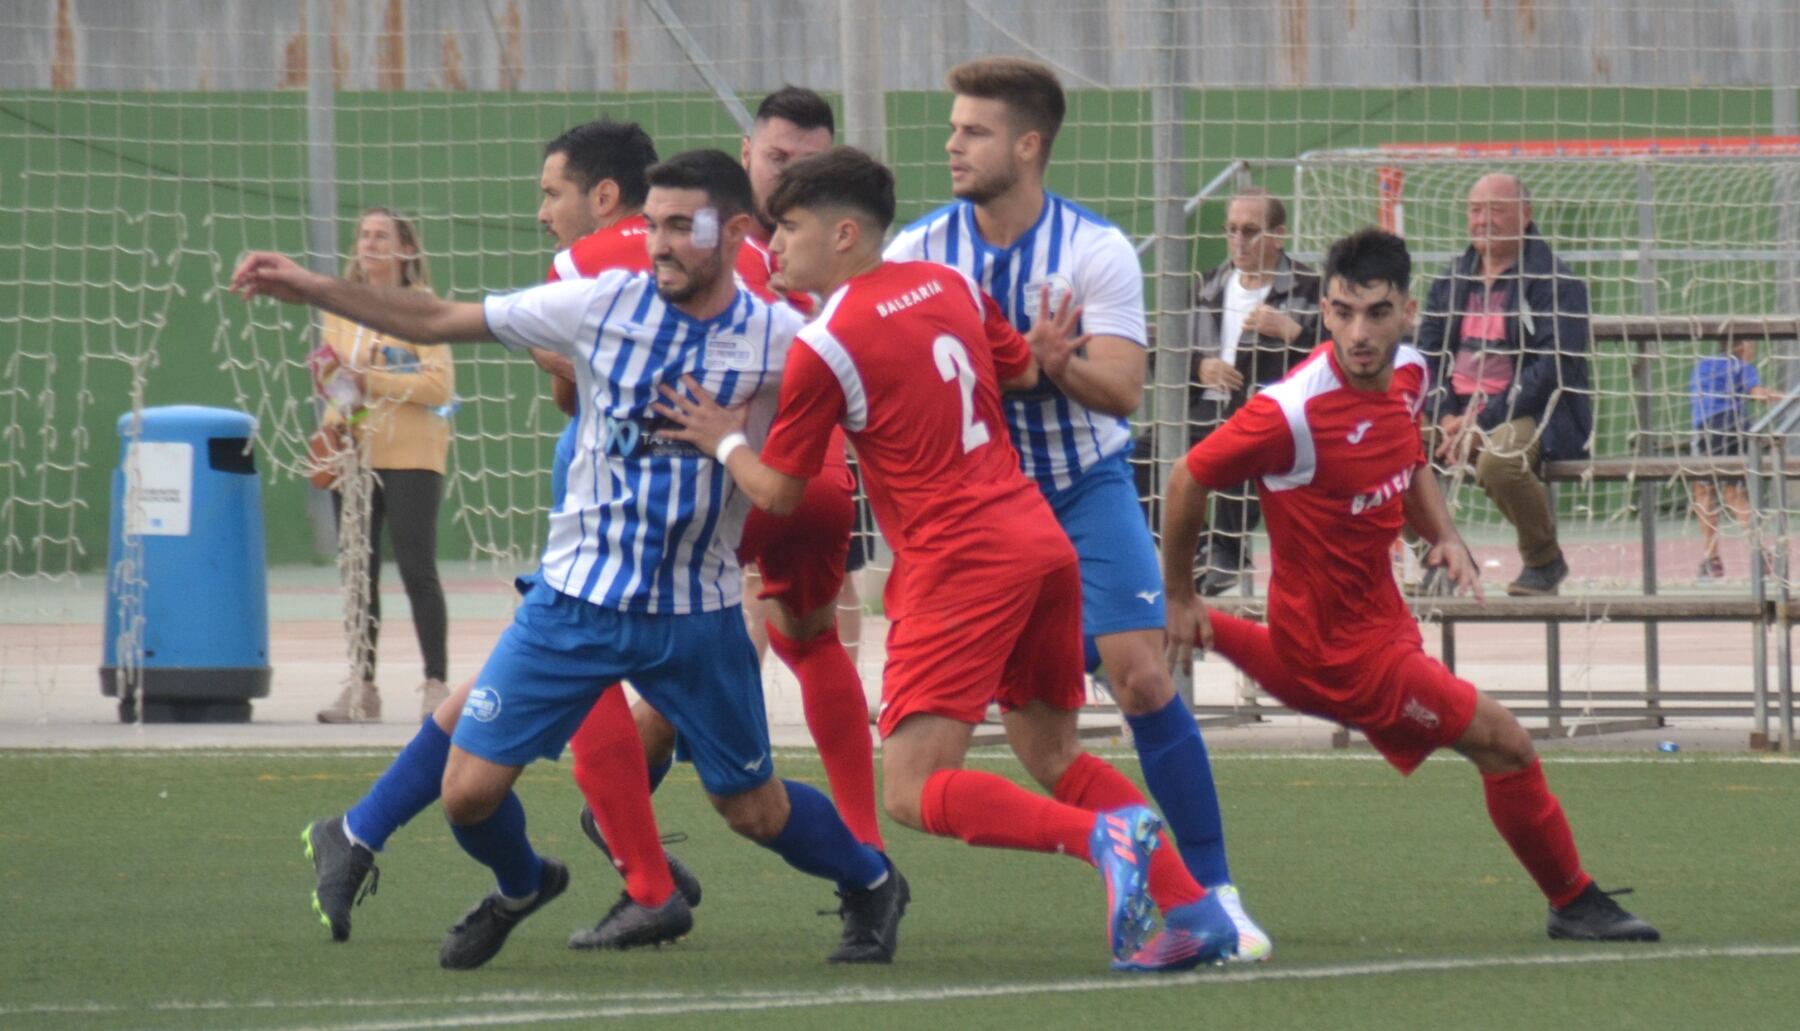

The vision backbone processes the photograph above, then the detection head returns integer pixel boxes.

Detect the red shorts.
[1207,612,1477,774]
[877,561,1085,738]
[736,467,853,616]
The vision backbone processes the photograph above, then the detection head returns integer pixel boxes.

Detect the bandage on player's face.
[643,186,731,305]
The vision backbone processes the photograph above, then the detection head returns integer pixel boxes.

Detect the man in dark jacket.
[1183,187,1320,595]
[1415,172,1593,596]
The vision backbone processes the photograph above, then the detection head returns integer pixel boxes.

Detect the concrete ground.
[1,559,1793,755]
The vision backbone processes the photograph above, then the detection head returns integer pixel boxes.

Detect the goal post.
[1277,138,1800,567]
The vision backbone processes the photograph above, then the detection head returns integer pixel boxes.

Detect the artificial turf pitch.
[3,747,1797,1029]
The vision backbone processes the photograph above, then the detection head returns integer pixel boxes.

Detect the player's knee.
[1458,697,1537,774]
[1011,741,1079,793]
[432,679,474,732]
[1108,660,1175,716]
[441,777,503,826]
[881,781,926,831]
[1492,717,1537,769]
[1095,632,1175,716]
[711,781,789,842]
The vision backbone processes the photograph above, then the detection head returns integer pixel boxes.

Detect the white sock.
[342,819,373,853]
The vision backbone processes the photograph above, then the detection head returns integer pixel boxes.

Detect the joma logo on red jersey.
[1349,466,1414,515]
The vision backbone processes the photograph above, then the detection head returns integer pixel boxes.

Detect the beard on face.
[654,248,722,305]
[952,159,1018,206]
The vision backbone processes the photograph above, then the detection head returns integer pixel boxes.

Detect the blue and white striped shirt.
[484,270,799,613]
[885,194,1147,493]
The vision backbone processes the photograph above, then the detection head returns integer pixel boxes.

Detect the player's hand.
[1164,592,1212,675]
[1242,304,1302,344]
[1198,357,1245,392]
[1426,535,1485,603]
[1025,285,1088,379]
[230,251,318,305]
[653,374,747,454]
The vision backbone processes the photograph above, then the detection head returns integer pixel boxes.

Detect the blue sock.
[345,716,451,851]
[448,790,544,899]
[647,759,672,793]
[1126,694,1232,887]
[762,779,887,890]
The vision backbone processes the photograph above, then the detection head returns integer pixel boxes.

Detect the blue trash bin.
[100,406,271,722]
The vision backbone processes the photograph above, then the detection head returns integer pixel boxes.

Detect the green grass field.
[4,748,1798,1029]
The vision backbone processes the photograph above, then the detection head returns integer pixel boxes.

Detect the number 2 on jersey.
[933,335,991,453]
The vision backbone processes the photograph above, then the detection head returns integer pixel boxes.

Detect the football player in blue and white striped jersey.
[884,57,1270,962]
[233,149,900,970]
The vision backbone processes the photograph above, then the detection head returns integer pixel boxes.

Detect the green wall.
[1,86,1782,571]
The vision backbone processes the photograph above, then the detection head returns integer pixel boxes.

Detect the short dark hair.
[754,85,836,137]
[1324,228,1412,296]
[947,57,1065,161]
[1231,186,1288,231]
[543,119,659,207]
[644,149,756,220]
[766,147,896,231]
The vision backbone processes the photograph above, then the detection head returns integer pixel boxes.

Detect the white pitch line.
[11,944,1774,1030]
[968,747,1800,766]
[5,748,1795,766]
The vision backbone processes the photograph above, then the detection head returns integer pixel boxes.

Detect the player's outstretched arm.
[1160,459,1215,672]
[655,376,806,516]
[1403,462,1485,602]
[231,251,492,344]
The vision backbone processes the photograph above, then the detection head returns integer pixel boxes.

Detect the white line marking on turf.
[969,747,1800,766]
[7,944,1781,1028]
[7,748,1795,765]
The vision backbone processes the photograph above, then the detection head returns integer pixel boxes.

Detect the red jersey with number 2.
[1185,343,1430,675]
[759,260,1074,620]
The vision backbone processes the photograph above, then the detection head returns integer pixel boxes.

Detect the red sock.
[1054,752,1205,910]
[768,621,884,850]
[1482,757,1592,908]
[1206,611,1302,694]
[920,768,1094,861]
[569,686,677,907]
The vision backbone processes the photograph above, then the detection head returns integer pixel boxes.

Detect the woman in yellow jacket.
[316,208,454,723]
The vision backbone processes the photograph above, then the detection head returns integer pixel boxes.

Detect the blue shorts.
[550,418,579,507]
[453,580,772,797]
[1045,450,1166,652]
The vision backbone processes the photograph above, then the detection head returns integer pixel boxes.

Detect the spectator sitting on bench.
[1131,186,1319,596]
[1690,332,1778,582]
[1416,172,1593,596]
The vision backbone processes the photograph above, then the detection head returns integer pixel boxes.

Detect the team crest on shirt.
[704,334,757,371]
[1402,696,1441,730]
[463,686,502,723]
[1021,273,1075,324]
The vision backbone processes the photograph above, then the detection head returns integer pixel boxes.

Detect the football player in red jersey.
[1164,227,1659,944]
[655,148,1240,970]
